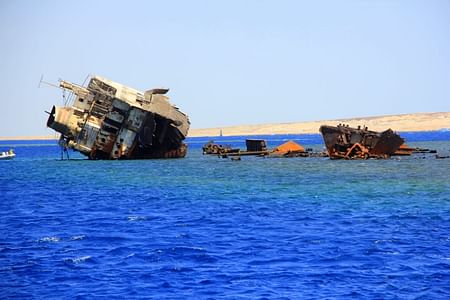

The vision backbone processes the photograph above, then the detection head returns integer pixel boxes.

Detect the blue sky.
[0,0,449,136]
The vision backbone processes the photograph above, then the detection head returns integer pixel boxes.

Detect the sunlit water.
[1,132,450,299]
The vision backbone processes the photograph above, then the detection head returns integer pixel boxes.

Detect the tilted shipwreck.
[319,124,404,159]
[46,76,190,159]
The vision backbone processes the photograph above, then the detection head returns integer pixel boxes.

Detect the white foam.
[38,236,60,243]
[70,235,86,241]
[65,256,91,264]
[127,216,147,221]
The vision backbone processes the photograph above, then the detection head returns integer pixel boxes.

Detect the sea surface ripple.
[1,132,450,299]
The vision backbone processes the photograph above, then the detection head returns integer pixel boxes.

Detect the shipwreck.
[46,75,190,159]
[203,139,315,158]
[202,141,239,155]
[319,124,404,159]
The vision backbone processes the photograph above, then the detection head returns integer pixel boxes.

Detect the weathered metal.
[245,139,267,152]
[46,76,190,159]
[269,140,309,157]
[202,141,239,155]
[319,124,404,159]
[393,143,415,156]
[202,139,269,157]
[203,139,316,159]
[226,139,269,158]
[272,140,304,154]
[393,144,437,156]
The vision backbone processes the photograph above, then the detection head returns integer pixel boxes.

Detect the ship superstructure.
[47,76,190,159]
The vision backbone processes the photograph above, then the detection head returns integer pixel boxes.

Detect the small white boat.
[0,149,15,160]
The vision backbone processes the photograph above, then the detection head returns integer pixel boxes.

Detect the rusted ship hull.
[202,139,314,158]
[319,125,404,159]
[46,76,190,159]
[202,141,239,155]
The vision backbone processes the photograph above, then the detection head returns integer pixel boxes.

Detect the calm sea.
[1,132,450,299]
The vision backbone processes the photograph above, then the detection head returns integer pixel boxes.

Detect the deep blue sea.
[1,132,450,299]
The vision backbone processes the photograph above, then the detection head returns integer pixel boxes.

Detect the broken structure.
[203,139,270,158]
[203,139,313,158]
[319,124,404,159]
[271,140,309,157]
[245,139,268,152]
[46,76,190,159]
[393,143,437,156]
[202,141,239,155]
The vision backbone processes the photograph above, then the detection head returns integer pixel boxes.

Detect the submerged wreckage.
[319,124,404,159]
[203,125,438,160]
[46,76,189,159]
[203,139,316,158]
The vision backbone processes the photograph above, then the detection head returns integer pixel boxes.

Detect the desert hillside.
[1,112,449,140]
[188,112,450,137]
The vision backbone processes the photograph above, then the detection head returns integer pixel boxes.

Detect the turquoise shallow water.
[1,133,450,299]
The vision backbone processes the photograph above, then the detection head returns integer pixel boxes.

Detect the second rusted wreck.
[319,124,404,159]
